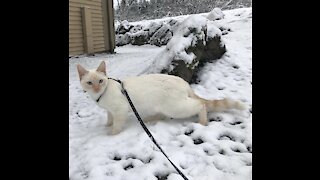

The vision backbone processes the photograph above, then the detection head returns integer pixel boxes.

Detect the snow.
[69,7,252,180]
[207,22,223,39]
[207,8,225,21]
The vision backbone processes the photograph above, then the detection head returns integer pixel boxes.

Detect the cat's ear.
[77,64,88,80]
[96,61,106,75]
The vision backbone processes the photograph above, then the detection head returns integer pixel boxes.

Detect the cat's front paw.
[199,120,208,126]
[109,128,122,135]
[106,120,113,127]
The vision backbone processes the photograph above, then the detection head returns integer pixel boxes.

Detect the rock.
[116,20,134,34]
[115,33,131,46]
[219,26,231,35]
[159,15,226,83]
[115,19,179,47]
[165,60,194,82]
[131,31,149,45]
[129,24,143,34]
[146,22,162,36]
[187,35,226,66]
[168,19,178,26]
[207,8,225,21]
[150,24,173,46]
[187,35,226,83]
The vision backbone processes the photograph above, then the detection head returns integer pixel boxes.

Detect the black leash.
[108,78,190,180]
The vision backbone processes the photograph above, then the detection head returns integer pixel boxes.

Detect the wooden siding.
[69,0,113,56]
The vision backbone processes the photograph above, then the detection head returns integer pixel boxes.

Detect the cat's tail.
[189,90,246,112]
[204,98,246,112]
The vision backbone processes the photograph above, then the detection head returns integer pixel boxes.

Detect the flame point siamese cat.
[77,61,246,135]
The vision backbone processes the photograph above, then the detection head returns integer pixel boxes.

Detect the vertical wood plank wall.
[69,0,114,56]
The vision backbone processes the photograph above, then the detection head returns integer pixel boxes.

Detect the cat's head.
[77,61,108,95]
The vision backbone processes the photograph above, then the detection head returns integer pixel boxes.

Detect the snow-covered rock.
[130,31,150,45]
[152,15,226,83]
[116,33,131,46]
[149,23,173,47]
[116,20,133,34]
[207,8,225,21]
[146,22,162,36]
[115,19,180,47]
[129,24,143,34]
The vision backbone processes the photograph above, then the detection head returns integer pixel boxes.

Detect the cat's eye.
[87,81,92,85]
[99,79,103,83]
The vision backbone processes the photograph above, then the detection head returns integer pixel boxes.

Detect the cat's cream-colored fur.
[77,61,246,135]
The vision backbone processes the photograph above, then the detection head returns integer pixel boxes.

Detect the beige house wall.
[69,0,115,56]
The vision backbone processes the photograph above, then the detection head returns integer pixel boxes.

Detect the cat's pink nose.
[93,85,100,93]
[94,88,100,93]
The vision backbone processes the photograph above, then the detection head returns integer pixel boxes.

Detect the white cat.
[77,61,245,135]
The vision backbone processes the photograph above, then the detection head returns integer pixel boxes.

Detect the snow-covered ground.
[69,8,252,180]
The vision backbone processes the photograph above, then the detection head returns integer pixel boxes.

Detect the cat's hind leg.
[162,98,207,126]
[198,104,208,126]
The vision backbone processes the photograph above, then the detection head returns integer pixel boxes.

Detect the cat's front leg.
[110,112,128,135]
[106,111,113,127]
